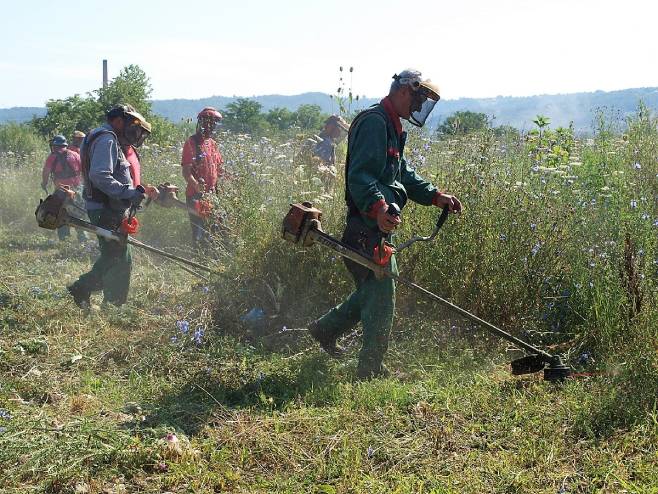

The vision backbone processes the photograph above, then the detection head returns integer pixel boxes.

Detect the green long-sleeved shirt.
[346,104,437,226]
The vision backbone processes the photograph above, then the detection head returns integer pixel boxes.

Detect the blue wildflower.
[193,327,205,345]
[176,320,190,334]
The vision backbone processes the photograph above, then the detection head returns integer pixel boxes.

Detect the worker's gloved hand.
[373,201,401,233]
[131,185,147,207]
[433,192,463,213]
[58,185,76,201]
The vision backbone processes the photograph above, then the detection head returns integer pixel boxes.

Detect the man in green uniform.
[67,104,158,308]
[309,69,462,379]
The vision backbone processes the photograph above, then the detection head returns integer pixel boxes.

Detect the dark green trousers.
[74,208,132,305]
[314,215,398,376]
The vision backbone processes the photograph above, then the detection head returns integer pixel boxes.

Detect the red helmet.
[197,107,222,120]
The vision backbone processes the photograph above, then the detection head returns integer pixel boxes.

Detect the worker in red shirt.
[41,135,87,241]
[180,107,224,248]
[69,130,85,155]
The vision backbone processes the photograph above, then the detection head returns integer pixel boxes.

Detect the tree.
[31,94,101,138]
[31,64,156,140]
[294,104,324,131]
[223,98,269,134]
[266,107,295,131]
[437,111,490,136]
[95,64,153,119]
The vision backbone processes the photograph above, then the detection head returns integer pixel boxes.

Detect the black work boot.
[356,363,390,381]
[308,321,345,358]
[67,283,91,310]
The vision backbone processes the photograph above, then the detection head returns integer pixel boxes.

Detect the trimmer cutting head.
[511,354,572,381]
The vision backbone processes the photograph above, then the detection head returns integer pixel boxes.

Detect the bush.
[0,123,45,163]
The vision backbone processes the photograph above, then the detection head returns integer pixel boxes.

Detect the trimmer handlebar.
[395,205,450,253]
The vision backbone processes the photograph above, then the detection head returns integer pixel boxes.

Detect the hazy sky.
[1,0,656,108]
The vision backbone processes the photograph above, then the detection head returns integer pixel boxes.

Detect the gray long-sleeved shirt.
[85,123,140,210]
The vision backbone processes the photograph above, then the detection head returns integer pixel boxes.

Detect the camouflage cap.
[325,115,350,131]
[72,130,86,138]
[106,104,152,133]
[393,69,440,101]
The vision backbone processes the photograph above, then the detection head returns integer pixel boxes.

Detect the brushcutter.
[282,202,571,382]
[145,182,212,219]
[35,188,217,279]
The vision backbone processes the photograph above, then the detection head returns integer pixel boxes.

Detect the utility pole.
[102,59,108,88]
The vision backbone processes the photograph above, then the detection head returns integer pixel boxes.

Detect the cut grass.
[0,228,656,493]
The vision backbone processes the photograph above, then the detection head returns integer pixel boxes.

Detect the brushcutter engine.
[153,183,180,208]
[35,188,75,230]
[146,182,212,219]
[282,202,323,247]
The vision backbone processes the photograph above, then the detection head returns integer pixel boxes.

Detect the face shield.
[198,116,221,138]
[408,85,440,128]
[124,117,150,148]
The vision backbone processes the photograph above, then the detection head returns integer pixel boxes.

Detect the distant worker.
[296,115,349,189]
[180,107,224,248]
[40,135,86,242]
[308,70,462,379]
[312,115,349,165]
[67,104,158,308]
[69,130,86,155]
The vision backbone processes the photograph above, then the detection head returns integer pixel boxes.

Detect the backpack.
[344,105,406,216]
[51,151,78,180]
[80,128,126,204]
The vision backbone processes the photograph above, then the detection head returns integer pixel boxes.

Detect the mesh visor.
[409,94,438,128]
[198,117,221,137]
[124,119,150,148]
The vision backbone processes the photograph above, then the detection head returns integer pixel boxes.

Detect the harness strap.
[344,105,398,216]
[52,151,77,180]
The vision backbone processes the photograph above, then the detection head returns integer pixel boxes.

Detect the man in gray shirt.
[67,104,157,308]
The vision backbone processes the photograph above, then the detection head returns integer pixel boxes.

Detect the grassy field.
[0,116,656,492]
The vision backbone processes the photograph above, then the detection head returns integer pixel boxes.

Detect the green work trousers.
[74,208,132,305]
[314,215,398,376]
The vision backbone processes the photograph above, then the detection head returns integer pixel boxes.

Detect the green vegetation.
[223,98,326,136]
[0,104,656,492]
[437,111,491,135]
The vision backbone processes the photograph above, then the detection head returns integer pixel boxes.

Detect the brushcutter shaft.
[282,203,559,361]
[392,277,554,359]
[125,237,217,274]
[298,215,553,360]
[67,216,217,276]
[306,227,388,278]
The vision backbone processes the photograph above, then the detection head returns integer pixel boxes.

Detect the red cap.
[198,107,223,120]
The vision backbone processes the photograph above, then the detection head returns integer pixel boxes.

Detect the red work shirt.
[42,149,82,187]
[68,145,81,155]
[181,134,223,197]
[122,145,141,187]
